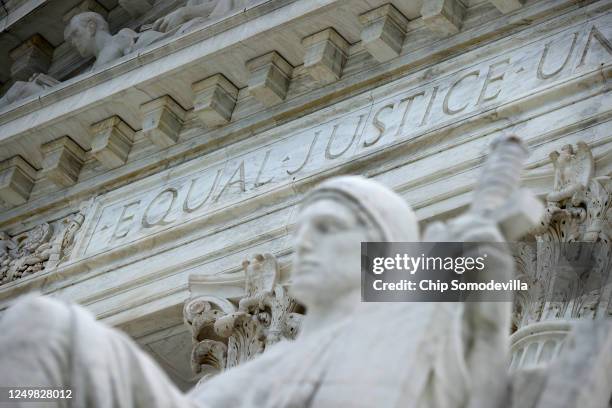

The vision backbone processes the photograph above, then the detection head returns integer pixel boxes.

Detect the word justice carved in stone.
[81,17,611,256]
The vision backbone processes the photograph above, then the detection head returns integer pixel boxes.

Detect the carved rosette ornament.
[0,199,90,285]
[510,142,612,370]
[184,253,302,383]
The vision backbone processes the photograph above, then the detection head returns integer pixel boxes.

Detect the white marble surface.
[0,0,610,390]
[0,0,585,220]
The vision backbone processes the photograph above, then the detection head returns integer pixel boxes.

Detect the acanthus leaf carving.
[184,253,303,384]
[513,142,612,330]
[0,199,90,285]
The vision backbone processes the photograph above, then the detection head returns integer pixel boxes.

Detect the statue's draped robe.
[0,297,473,408]
[0,296,193,408]
[0,177,511,407]
[192,303,470,408]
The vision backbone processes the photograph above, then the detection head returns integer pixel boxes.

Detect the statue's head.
[64,12,109,57]
[290,176,419,307]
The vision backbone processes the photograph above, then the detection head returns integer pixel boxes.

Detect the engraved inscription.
[83,18,612,256]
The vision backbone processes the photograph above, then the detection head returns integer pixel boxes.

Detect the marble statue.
[0,73,59,110]
[64,12,163,70]
[547,142,594,205]
[152,0,256,35]
[0,135,544,407]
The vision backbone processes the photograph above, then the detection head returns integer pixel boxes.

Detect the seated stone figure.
[64,12,163,70]
[152,0,256,35]
[0,175,517,408]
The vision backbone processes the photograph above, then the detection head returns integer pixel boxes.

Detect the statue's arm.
[450,215,513,408]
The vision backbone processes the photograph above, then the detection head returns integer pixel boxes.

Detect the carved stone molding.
[359,4,409,63]
[90,116,135,169]
[118,0,154,17]
[140,96,186,148]
[302,28,349,84]
[421,0,465,36]
[0,156,36,208]
[40,136,86,188]
[246,51,293,107]
[184,253,302,383]
[489,0,524,14]
[192,74,239,128]
[511,141,612,370]
[0,200,91,285]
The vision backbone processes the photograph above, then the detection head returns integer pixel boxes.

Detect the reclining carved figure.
[152,0,258,35]
[64,12,163,70]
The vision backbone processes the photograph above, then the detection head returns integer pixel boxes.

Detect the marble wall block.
[0,156,36,207]
[192,74,239,128]
[9,35,54,82]
[421,0,465,36]
[489,0,524,14]
[359,4,409,63]
[246,51,293,107]
[62,0,108,23]
[140,96,186,148]
[90,116,135,169]
[40,136,86,188]
[118,0,154,17]
[302,28,349,84]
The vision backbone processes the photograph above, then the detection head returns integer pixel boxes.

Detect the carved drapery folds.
[0,200,90,285]
[184,253,302,382]
[511,142,611,370]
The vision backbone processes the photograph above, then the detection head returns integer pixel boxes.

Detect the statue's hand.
[424,214,505,243]
[447,214,506,243]
[153,8,189,32]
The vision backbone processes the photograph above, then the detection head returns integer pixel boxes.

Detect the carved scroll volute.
[184,296,236,377]
[238,254,302,346]
[215,254,302,369]
[186,253,303,384]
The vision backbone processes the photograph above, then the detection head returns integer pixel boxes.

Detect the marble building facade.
[0,0,610,391]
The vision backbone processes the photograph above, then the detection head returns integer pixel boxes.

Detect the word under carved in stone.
[510,141,611,370]
[0,200,90,285]
[184,253,302,382]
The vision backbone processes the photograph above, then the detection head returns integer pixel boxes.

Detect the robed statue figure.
[0,135,535,407]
